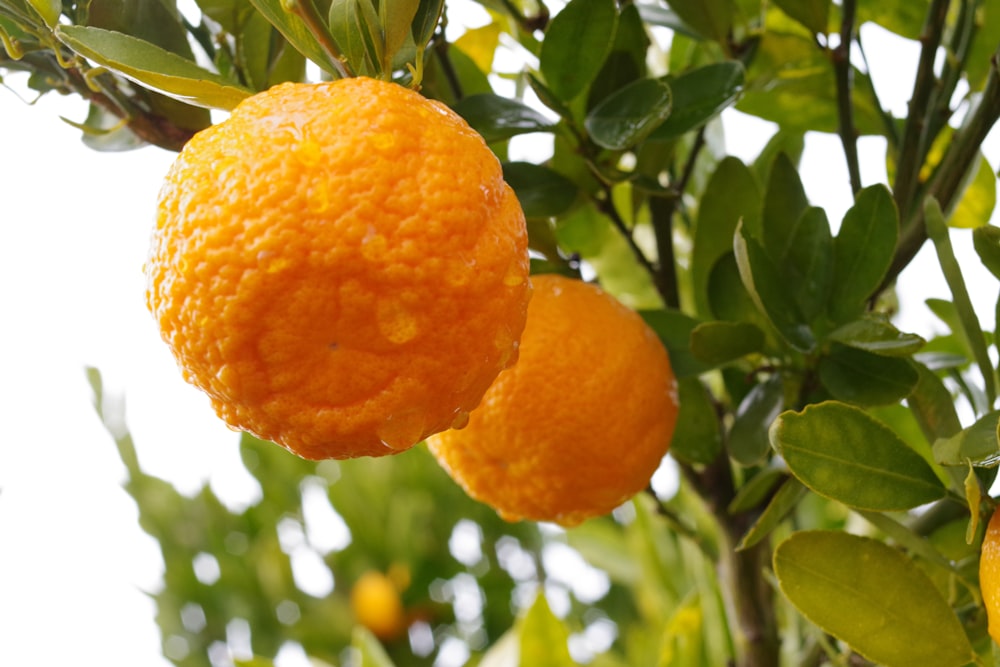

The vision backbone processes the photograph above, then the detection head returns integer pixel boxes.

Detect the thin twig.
[832,0,862,194]
[893,0,951,218]
[880,45,1000,291]
[594,187,660,280]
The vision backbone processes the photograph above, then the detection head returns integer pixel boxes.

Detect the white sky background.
[1,5,999,667]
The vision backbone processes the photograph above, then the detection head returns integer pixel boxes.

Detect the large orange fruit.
[146,77,531,459]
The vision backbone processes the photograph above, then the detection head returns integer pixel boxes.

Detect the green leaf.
[774,531,975,667]
[736,31,883,135]
[818,343,917,406]
[452,94,555,143]
[329,0,382,77]
[973,225,1000,280]
[926,196,997,405]
[502,162,578,218]
[908,361,963,442]
[381,0,420,69]
[933,410,1000,468]
[662,0,735,42]
[827,316,926,356]
[539,0,618,102]
[248,0,341,75]
[689,320,765,366]
[782,206,833,322]
[828,184,898,323]
[729,374,784,466]
[410,0,443,47]
[770,401,945,510]
[56,26,251,110]
[692,157,761,318]
[640,310,712,379]
[352,627,396,667]
[519,593,575,666]
[772,0,830,34]
[648,61,745,141]
[761,152,809,261]
[26,0,59,27]
[734,223,816,351]
[856,0,931,40]
[752,129,805,188]
[86,0,195,59]
[584,77,672,150]
[670,377,723,465]
[586,3,649,107]
[736,477,808,550]
[950,153,997,229]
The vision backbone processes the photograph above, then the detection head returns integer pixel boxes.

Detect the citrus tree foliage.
[9,0,1000,664]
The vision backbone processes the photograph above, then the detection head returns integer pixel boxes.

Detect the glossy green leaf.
[752,129,805,189]
[55,26,251,110]
[584,77,672,150]
[772,0,830,34]
[728,467,786,514]
[382,0,420,68]
[933,410,1000,467]
[761,152,809,261]
[827,317,926,356]
[662,0,735,42]
[86,0,195,59]
[670,377,723,465]
[502,162,578,218]
[539,0,617,102]
[828,184,898,323]
[352,627,396,667]
[410,0,444,47]
[973,225,1000,280]
[783,206,833,322]
[648,61,745,140]
[729,374,784,466]
[452,94,555,143]
[735,223,815,351]
[689,320,765,366]
[519,593,575,666]
[818,343,917,406]
[329,0,382,77]
[248,0,341,75]
[635,2,703,38]
[707,253,770,330]
[736,477,807,550]
[26,0,59,27]
[692,157,761,318]
[586,3,649,107]
[774,531,975,667]
[771,401,945,510]
[640,310,712,379]
[950,153,997,229]
[908,362,963,442]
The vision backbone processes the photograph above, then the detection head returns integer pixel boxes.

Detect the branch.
[892,0,951,218]
[832,0,862,194]
[881,45,1000,289]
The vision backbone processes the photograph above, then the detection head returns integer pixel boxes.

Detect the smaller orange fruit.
[981,506,1000,643]
[350,570,407,641]
[427,274,679,527]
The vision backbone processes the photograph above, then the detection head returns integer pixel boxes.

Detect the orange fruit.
[145,77,531,460]
[350,570,407,641]
[981,506,1000,643]
[427,274,679,526]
